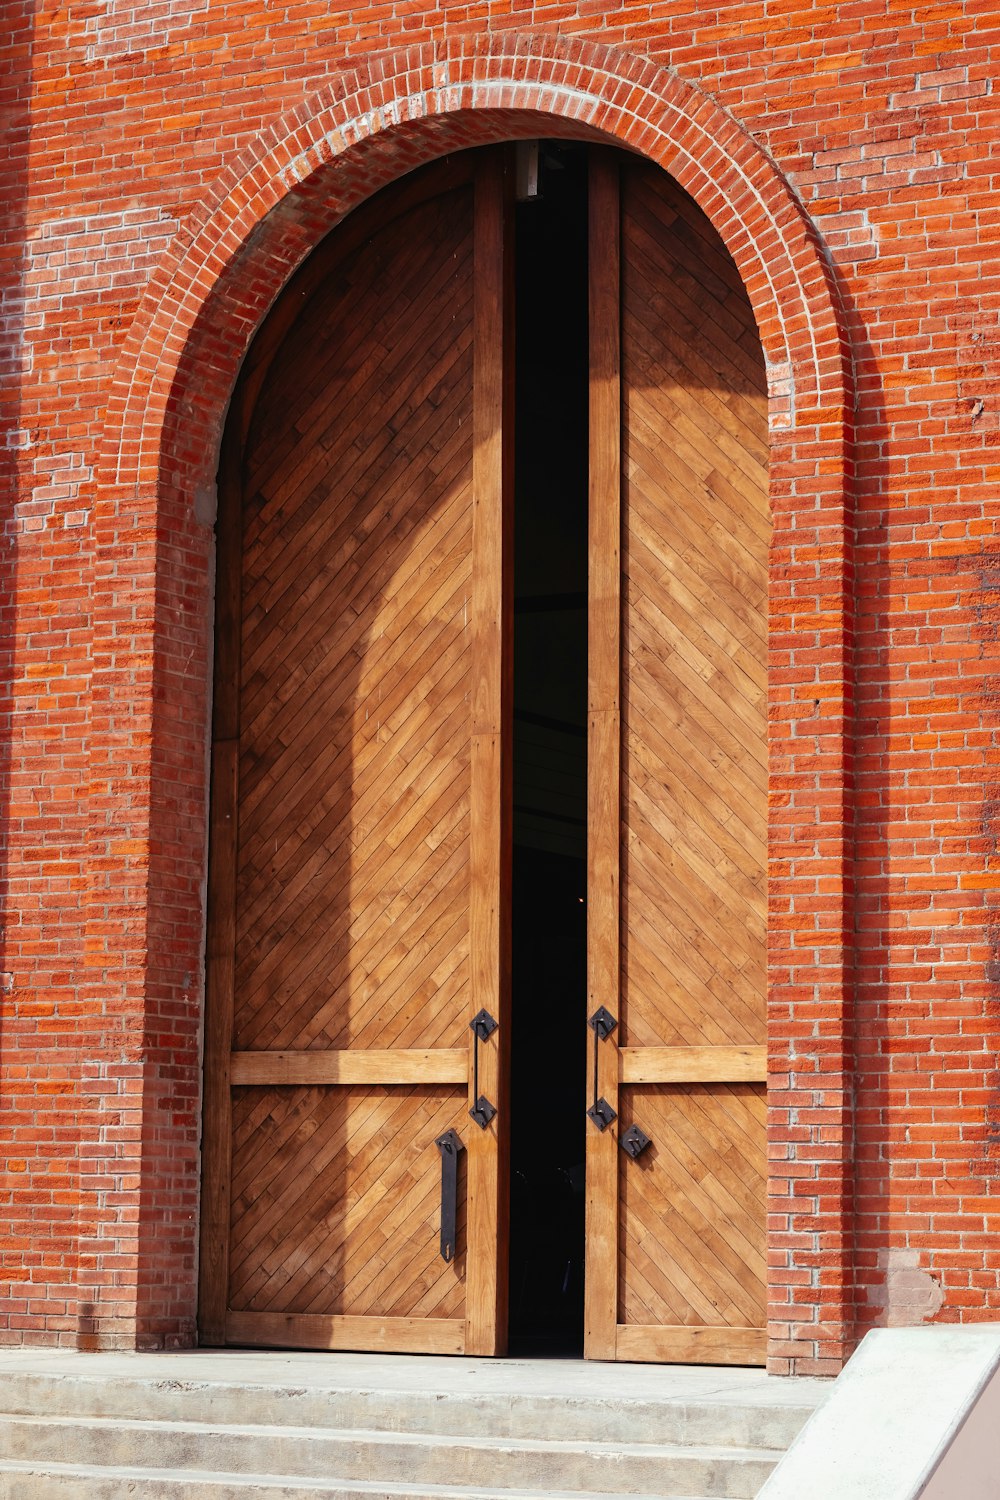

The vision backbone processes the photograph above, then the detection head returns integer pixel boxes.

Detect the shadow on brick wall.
[849,291,891,1339]
[844,261,1000,1336]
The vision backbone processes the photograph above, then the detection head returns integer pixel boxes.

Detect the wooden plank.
[618,1197,736,1328]
[246,202,473,518]
[230,1049,468,1086]
[585,148,622,1364]
[620,1046,767,1084]
[239,437,474,872]
[243,327,472,671]
[625,508,766,697]
[240,410,473,789]
[615,1323,767,1365]
[664,1087,769,1262]
[235,512,474,1008]
[464,147,512,1359]
[226,1311,466,1355]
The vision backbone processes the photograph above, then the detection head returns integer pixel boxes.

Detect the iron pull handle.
[469,1008,498,1129]
[587,1006,617,1131]
[434,1130,464,1262]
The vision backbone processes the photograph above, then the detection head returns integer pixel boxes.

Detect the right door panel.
[586,153,771,1365]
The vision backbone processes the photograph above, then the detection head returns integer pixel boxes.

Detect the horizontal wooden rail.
[616,1323,766,1364]
[230,1049,468,1086]
[226,1311,466,1354]
[619,1045,766,1084]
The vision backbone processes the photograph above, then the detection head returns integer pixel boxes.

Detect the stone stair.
[0,1350,829,1499]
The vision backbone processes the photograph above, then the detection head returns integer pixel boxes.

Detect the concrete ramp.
[759,1326,1000,1500]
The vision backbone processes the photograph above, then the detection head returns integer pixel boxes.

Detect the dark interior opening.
[508,142,589,1356]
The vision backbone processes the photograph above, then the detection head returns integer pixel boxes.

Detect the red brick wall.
[1,2,997,1375]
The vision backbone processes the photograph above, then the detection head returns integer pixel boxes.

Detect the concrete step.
[0,1414,778,1498]
[0,1365,819,1451]
[0,1462,739,1500]
[0,1351,831,1500]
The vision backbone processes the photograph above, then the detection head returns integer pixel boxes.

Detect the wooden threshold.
[229,1049,468,1086]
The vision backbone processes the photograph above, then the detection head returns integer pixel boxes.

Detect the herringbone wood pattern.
[227,182,476,1325]
[618,1085,767,1329]
[229,1085,467,1317]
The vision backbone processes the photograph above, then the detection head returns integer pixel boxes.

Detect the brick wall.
[1,1,997,1374]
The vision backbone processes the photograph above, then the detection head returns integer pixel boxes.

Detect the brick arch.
[98,33,852,492]
[86,31,857,1373]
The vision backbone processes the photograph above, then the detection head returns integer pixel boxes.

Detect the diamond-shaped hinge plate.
[470,1008,499,1042]
[588,1006,617,1041]
[620,1123,652,1160]
[587,1097,618,1132]
[470,1095,497,1129]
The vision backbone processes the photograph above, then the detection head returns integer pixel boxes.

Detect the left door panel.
[200,155,512,1356]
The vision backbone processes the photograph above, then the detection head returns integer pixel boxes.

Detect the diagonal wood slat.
[235,188,475,1062]
[229,1086,467,1319]
[618,1086,767,1330]
[217,174,483,1341]
[620,158,768,1056]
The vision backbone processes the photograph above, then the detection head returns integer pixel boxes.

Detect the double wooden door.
[200,147,769,1363]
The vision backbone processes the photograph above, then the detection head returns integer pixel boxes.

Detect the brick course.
[1,2,997,1375]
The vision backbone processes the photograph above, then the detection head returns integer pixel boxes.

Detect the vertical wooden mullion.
[465,148,513,1357]
[198,408,244,1346]
[585,149,622,1362]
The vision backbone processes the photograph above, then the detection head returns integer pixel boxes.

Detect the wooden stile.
[465,149,514,1356]
[585,150,623,1364]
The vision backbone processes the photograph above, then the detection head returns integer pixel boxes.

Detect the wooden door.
[200,154,512,1356]
[585,153,770,1365]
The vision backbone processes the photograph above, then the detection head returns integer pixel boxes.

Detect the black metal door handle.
[620,1123,652,1159]
[469,1008,498,1128]
[587,1006,617,1130]
[434,1129,464,1262]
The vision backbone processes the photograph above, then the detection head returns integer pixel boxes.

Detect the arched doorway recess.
[200,142,772,1365]
[92,33,855,1374]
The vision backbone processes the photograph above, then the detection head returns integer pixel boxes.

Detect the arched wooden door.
[585,154,770,1364]
[200,153,513,1357]
[200,144,768,1364]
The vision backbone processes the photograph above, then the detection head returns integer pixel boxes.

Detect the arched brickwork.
[86,32,856,1371]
